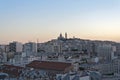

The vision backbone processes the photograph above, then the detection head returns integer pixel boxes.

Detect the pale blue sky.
[0,0,120,44]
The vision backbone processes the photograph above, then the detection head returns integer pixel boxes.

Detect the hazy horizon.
[1,34,120,45]
[1,0,120,44]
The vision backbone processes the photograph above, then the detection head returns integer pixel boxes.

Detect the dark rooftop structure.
[0,64,23,77]
[26,60,73,72]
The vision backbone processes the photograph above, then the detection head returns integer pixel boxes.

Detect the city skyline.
[1,0,120,44]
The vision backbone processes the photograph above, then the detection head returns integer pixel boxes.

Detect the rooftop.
[0,64,23,77]
[26,60,72,71]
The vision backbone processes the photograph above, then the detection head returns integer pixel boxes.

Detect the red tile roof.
[0,64,23,77]
[26,60,72,71]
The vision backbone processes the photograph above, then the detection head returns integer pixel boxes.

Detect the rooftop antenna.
[37,38,39,44]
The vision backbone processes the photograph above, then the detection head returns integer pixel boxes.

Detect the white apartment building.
[23,42,37,53]
[23,42,37,56]
[96,44,116,62]
[9,41,23,53]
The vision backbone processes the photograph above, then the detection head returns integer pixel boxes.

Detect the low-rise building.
[26,60,73,79]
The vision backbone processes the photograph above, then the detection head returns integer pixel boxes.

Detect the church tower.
[58,33,64,40]
[65,32,67,39]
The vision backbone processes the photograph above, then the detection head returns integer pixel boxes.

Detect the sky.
[1,0,120,44]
